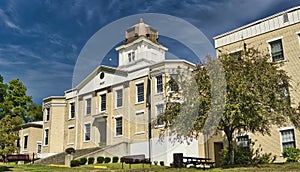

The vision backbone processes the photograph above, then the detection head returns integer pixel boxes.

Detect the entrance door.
[214,142,223,167]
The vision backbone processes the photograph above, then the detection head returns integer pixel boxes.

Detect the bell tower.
[115,18,168,68]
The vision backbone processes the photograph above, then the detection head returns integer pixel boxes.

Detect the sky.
[0,0,299,104]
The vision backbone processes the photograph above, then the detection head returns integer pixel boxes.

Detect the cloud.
[0,8,20,30]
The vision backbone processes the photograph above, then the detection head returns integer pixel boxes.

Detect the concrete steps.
[35,147,102,165]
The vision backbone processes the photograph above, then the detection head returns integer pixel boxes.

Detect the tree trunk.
[225,128,235,165]
[228,137,235,165]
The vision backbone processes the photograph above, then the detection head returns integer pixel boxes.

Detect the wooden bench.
[183,156,215,169]
[120,154,149,169]
[6,154,30,162]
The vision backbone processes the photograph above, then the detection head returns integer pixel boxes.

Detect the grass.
[0,162,300,171]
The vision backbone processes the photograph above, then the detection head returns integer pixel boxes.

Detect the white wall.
[130,136,198,166]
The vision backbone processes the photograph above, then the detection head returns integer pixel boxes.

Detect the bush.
[160,161,164,166]
[104,157,111,163]
[70,160,80,167]
[79,157,87,165]
[221,140,275,166]
[88,157,95,164]
[112,156,119,163]
[97,156,104,163]
[282,147,300,162]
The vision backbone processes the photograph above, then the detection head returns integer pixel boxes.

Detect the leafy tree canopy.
[160,48,299,165]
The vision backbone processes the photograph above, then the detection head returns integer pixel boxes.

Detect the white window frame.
[235,133,249,148]
[23,134,29,151]
[278,126,296,151]
[115,88,123,108]
[100,93,107,112]
[155,104,164,127]
[128,51,135,62]
[36,141,42,154]
[135,81,144,104]
[115,115,123,137]
[44,128,49,146]
[69,101,75,119]
[156,75,163,94]
[135,110,144,116]
[296,31,300,53]
[45,108,50,122]
[267,36,284,62]
[84,122,91,142]
[85,96,92,116]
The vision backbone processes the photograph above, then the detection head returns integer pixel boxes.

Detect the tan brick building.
[213,6,300,163]
[42,19,200,165]
[19,121,43,159]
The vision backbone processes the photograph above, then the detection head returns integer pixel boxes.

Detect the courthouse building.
[41,19,201,165]
[213,6,300,162]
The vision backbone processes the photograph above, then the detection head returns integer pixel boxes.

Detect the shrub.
[112,156,119,163]
[160,161,164,166]
[282,147,300,162]
[104,157,111,163]
[88,157,95,164]
[220,140,275,166]
[79,157,87,165]
[70,160,80,167]
[97,156,104,163]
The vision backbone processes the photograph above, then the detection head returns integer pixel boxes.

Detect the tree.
[0,115,22,161]
[0,78,42,122]
[161,48,298,165]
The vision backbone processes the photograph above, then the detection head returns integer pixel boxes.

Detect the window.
[46,108,50,121]
[128,52,135,62]
[136,83,144,103]
[236,135,249,148]
[84,123,91,141]
[86,98,91,115]
[230,50,242,60]
[283,13,289,23]
[115,117,123,136]
[70,102,75,119]
[169,75,179,92]
[24,135,28,150]
[156,104,164,126]
[100,94,106,111]
[269,39,284,62]
[156,75,163,93]
[116,89,123,108]
[37,143,42,154]
[44,129,49,146]
[280,129,295,150]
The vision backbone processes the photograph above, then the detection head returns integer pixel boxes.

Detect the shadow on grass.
[0,165,13,171]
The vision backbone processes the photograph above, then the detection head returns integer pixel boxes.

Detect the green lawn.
[1,162,300,171]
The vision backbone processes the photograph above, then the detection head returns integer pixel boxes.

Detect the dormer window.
[128,52,135,62]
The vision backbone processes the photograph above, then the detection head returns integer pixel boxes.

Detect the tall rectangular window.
[84,123,91,141]
[136,83,144,103]
[100,94,106,111]
[270,39,284,62]
[156,75,163,93]
[24,135,28,150]
[70,102,75,119]
[37,143,42,154]
[116,89,123,108]
[156,104,164,126]
[115,117,122,136]
[86,98,91,115]
[46,108,50,121]
[44,129,49,146]
[280,129,295,150]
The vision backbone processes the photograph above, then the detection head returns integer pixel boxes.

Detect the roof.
[21,121,43,129]
[214,6,300,48]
